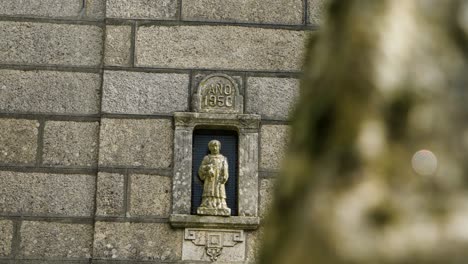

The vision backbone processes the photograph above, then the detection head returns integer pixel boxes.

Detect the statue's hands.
[206,165,215,178]
[220,175,227,184]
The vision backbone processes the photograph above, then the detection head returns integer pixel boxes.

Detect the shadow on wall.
[260,0,468,263]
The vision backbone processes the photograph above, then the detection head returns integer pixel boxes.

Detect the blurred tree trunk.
[259,0,468,263]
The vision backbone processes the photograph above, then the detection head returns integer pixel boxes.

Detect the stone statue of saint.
[197,139,231,216]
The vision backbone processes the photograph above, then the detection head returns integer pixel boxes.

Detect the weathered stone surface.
[91,262,154,264]
[171,126,193,215]
[0,220,13,257]
[102,71,189,114]
[92,262,148,264]
[0,0,81,18]
[105,26,132,66]
[0,0,104,19]
[13,261,88,264]
[129,174,171,217]
[136,26,306,71]
[260,125,290,170]
[85,0,106,19]
[0,70,101,114]
[169,214,260,230]
[197,208,231,217]
[182,228,245,262]
[99,119,173,168]
[96,172,125,217]
[0,22,102,66]
[245,228,264,263]
[20,221,93,258]
[238,132,259,216]
[183,0,303,24]
[246,77,299,120]
[0,119,38,165]
[93,222,182,261]
[308,0,328,25]
[43,121,99,167]
[106,0,178,20]
[259,179,276,218]
[0,171,95,216]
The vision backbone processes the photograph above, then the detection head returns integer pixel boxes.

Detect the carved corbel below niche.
[183,228,245,262]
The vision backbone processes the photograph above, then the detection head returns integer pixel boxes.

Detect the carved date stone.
[182,228,245,262]
[197,140,231,216]
[193,74,243,113]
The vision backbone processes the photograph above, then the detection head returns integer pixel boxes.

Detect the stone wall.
[0,1,323,263]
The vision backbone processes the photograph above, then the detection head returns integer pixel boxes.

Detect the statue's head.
[208,140,221,154]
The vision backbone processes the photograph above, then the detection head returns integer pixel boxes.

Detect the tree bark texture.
[259,1,468,263]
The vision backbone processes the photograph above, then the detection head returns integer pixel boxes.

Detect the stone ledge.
[169,214,260,230]
[174,112,261,131]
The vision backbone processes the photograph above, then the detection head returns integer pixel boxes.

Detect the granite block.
[183,0,303,24]
[0,220,13,257]
[246,77,299,120]
[106,0,178,20]
[136,25,306,71]
[99,119,173,168]
[0,22,102,66]
[129,174,171,217]
[43,121,99,167]
[260,125,290,170]
[20,221,93,258]
[105,26,132,66]
[0,70,101,114]
[93,222,182,261]
[308,0,328,25]
[102,71,189,114]
[96,172,125,217]
[0,119,38,165]
[0,0,81,18]
[0,171,95,216]
[259,179,276,218]
[85,0,106,19]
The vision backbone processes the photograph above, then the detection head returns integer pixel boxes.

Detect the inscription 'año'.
[194,73,242,113]
[202,83,234,108]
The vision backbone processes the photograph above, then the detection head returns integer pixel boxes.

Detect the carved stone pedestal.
[182,228,245,262]
[197,207,231,216]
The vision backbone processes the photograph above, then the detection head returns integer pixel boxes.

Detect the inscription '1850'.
[203,83,234,107]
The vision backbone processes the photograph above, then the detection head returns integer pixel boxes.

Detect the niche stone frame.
[170,73,260,230]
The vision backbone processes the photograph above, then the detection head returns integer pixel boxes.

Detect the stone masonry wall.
[0,1,324,263]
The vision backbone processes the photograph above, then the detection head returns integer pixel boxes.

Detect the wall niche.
[170,73,260,231]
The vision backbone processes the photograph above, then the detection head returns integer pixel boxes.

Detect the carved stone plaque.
[182,228,245,262]
[192,74,243,113]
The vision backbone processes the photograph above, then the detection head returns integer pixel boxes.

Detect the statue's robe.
[199,154,228,201]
